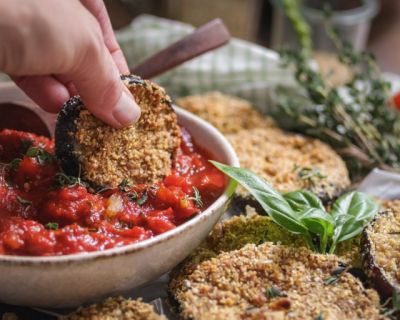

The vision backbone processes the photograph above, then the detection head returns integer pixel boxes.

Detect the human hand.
[0,0,140,128]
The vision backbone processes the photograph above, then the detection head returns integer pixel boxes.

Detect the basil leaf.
[211,161,308,234]
[284,190,325,212]
[331,191,379,245]
[333,216,366,243]
[299,207,334,237]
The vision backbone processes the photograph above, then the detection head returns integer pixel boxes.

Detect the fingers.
[68,40,140,128]
[12,75,70,113]
[80,0,130,74]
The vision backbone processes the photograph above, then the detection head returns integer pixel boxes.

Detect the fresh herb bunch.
[273,1,400,177]
[212,161,379,254]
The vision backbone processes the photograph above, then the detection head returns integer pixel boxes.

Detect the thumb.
[68,42,140,128]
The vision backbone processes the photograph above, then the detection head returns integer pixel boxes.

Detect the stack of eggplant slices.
[66,92,398,319]
[167,92,397,320]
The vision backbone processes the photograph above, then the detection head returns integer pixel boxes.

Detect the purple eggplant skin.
[361,210,397,302]
[55,75,145,180]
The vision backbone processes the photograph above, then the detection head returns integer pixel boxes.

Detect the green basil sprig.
[211,161,379,254]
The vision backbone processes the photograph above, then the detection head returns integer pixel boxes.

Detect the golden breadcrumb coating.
[74,77,181,187]
[177,92,349,202]
[64,297,166,320]
[171,242,383,320]
[170,208,361,297]
[177,92,276,134]
[365,200,400,286]
[227,127,350,200]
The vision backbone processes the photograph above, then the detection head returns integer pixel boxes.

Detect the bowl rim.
[0,106,239,264]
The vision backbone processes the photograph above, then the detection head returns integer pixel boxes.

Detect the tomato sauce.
[0,128,227,256]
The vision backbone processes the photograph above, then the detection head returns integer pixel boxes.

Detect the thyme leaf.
[16,196,32,206]
[118,179,133,192]
[265,286,286,299]
[136,191,148,206]
[7,158,21,171]
[54,173,88,189]
[127,191,138,202]
[45,222,59,230]
[187,186,203,208]
[26,147,54,165]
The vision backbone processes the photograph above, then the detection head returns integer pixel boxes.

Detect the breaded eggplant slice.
[56,75,181,188]
[63,296,166,320]
[171,242,383,320]
[169,209,306,294]
[227,127,350,206]
[362,200,400,301]
[170,208,362,300]
[176,92,276,134]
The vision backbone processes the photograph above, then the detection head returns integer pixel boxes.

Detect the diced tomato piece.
[147,207,175,221]
[146,216,176,235]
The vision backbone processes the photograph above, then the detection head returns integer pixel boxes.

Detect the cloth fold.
[116,14,297,111]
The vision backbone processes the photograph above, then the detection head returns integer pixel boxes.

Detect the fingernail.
[112,91,141,127]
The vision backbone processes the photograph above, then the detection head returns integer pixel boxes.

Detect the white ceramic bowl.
[0,104,239,308]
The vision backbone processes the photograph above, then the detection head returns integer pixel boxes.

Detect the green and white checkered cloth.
[116,14,297,112]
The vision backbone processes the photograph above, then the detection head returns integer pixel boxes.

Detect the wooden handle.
[130,19,230,79]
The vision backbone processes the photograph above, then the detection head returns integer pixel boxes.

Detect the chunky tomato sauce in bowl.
[0,127,226,256]
[0,106,238,307]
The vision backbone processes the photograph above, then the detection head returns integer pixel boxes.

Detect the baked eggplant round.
[362,200,400,301]
[55,75,181,188]
[169,242,382,320]
[66,296,166,320]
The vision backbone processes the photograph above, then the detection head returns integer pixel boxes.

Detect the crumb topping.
[172,243,382,320]
[366,200,400,285]
[227,127,350,199]
[177,92,276,134]
[65,297,166,320]
[177,92,349,201]
[74,78,181,187]
[170,208,361,299]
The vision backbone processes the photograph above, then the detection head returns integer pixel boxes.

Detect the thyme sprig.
[26,147,54,165]
[16,195,32,206]
[118,179,133,192]
[273,4,400,177]
[323,264,350,285]
[293,165,326,186]
[187,186,203,208]
[54,172,88,189]
[265,286,287,299]
[45,222,59,230]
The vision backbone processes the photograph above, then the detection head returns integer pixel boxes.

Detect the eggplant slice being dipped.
[55,75,181,188]
[362,200,400,301]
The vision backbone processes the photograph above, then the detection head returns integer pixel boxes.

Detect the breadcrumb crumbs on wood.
[364,200,400,287]
[57,75,181,188]
[177,92,276,134]
[227,127,350,202]
[63,297,166,320]
[170,242,383,320]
